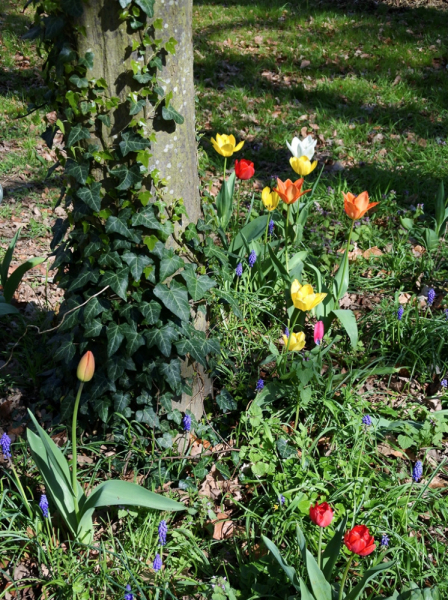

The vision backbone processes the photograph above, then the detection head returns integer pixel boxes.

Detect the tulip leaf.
[434,181,445,235]
[333,247,349,301]
[1,228,20,288]
[3,257,46,303]
[299,578,315,600]
[216,171,235,231]
[322,514,347,581]
[229,214,268,253]
[261,535,301,591]
[344,561,395,600]
[423,228,439,252]
[305,549,331,600]
[0,302,20,316]
[332,309,358,349]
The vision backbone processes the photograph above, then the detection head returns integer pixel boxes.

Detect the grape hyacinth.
[280,495,285,505]
[0,433,11,459]
[412,460,423,482]
[182,414,192,432]
[39,494,49,518]
[284,327,290,338]
[268,219,275,236]
[158,519,168,546]
[362,415,372,427]
[381,534,389,547]
[124,585,134,600]
[153,553,162,572]
[255,379,264,392]
[397,306,404,321]
[248,250,257,268]
[427,288,436,306]
[441,379,448,388]
[235,262,243,277]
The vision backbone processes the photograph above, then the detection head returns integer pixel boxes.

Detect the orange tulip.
[77,351,95,383]
[274,178,311,205]
[343,191,379,220]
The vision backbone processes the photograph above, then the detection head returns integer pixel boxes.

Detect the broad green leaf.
[305,549,331,600]
[175,335,220,367]
[101,267,129,300]
[434,181,445,234]
[159,359,182,391]
[299,579,315,600]
[53,337,76,362]
[77,182,101,212]
[136,406,159,427]
[261,535,300,591]
[97,114,111,127]
[3,256,46,302]
[139,300,161,324]
[135,0,155,16]
[69,74,88,88]
[110,164,142,190]
[332,309,358,349]
[229,214,268,252]
[181,264,216,300]
[91,397,110,422]
[154,280,190,321]
[131,205,163,230]
[83,297,107,322]
[67,124,90,147]
[79,50,94,70]
[120,322,145,355]
[1,228,20,287]
[129,98,146,116]
[322,515,347,581]
[106,321,125,356]
[399,217,415,231]
[162,104,184,124]
[345,561,395,600]
[66,158,89,184]
[145,324,178,357]
[157,432,173,449]
[98,251,122,269]
[84,318,103,337]
[119,130,150,156]
[216,171,235,230]
[333,247,349,301]
[0,303,20,316]
[423,228,439,251]
[121,251,152,280]
[159,249,185,281]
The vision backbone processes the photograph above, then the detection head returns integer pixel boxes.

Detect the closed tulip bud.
[235,158,255,180]
[314,321,324,345]
[309,502,334,527]
[211,133,244,157]
[77,351,95,382]
[290,156,318,177]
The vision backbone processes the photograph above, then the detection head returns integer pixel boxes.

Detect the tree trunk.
[76,0,210,421]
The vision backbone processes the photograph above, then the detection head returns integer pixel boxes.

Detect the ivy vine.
[25,0,220,449]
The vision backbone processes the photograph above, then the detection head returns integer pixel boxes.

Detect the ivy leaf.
[159,359,181,391]
[79,51,94,70]
[145,324,178,357]
[105,216,138,242]
[131,205,162,230]
[119,131,150,157]
[68,265,99,292]
[216,389,237,413]
[181,264,216,300]
[106,322,125,357]
[98,251,122,269]
[159,249,185,282]
[118,0,132,6]
[101,267,129,301]
[110,164,142,190]
[135,0,154,17]
[113,392,132,417]
[91,398,110,422]
[83,297,108,322]
[129,98,146,116]
[175,335,220,367]
[69,74,89,88]
[97,114,111,127]
[53,336,76,362]
[65,159,89,184]
[121,251,152,281]
[84,318,103,338]
[77,182,101,212]
[139,300,161,324]
[67,124,90,148]
[157,432,173,449]
[162,105,184,125]
[120,322,145,356]
[61,0,84,17]
[276,438,297,459]
[106,356,136,382]
[136,407,160,428]
[154,281,190,322]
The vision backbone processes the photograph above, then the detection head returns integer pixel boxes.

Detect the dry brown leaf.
[418,138,427,148]
[429,476,448,489]
[300,59,311,68]
[392,75,401,86]
[300,126,308,138]
[363,246,383,259]
[377,441,405,459]
[211,512,234,540]
[399,293,412,304]
[412,245,425,257]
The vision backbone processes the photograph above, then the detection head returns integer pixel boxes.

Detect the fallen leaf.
[300,59,311,68]
[363,246,383,259]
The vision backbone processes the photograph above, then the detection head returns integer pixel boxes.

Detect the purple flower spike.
[182,414,192,432]
[362,415,372,427]
[248,250,257,268]
[441,379,447,388]
[235,262,243,277]
[39,494,49,518]
[255,379,264,392]
[284,327,289,338]
[381,534,389,547]
[158,519,168,546]
[0,433,11,459]
[268,219,275,236]
[427,288,436,306]
[280,495,285,505]
[153,553,162,572]
[124,585,134,600]
[397,306,404,321]
[412,460,423,482]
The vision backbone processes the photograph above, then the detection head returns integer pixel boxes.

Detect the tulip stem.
[317,526,323,569]
[337,219,354,302]
[263,213,270,259]
[338,554,354,600]
[236,183,241,232]
[285,205,291,274]
[71,381,84,518]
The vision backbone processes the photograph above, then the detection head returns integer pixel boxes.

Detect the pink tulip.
[314,321,324,345]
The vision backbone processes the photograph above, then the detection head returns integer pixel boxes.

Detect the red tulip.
[309,502,334,527]
[344,525,376,556]
[77,351,95,383]
[235,158,255,180]
[314,321,324,345]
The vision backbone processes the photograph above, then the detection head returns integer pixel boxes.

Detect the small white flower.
[286,135,317,160]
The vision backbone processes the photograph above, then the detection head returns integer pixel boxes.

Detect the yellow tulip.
[282,331,306,352]
[291,279,327,312]
[261,187,280,211]
[211,133,244,157]
[290,155,318,177]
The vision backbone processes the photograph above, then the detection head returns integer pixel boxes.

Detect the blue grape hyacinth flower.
[39,494,49,518]
[381,534,389,547]
[427,288,435,306]
[362,415,372,427]
[182,414,192,432]
[255,379,264,392]
[248,250,257,268]
[124,585,134,600]
[268,219,275,236]
[158,519,167,546]
[441,379,447,388]
[412,460,423,482]
[0,433,11,459]
[153,553,162,572]
[235,262,243,277]
[397,306,404,321]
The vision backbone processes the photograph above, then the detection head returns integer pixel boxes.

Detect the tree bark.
[76,0,210,421]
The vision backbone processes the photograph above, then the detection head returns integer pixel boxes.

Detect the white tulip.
[286,135,317,160]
